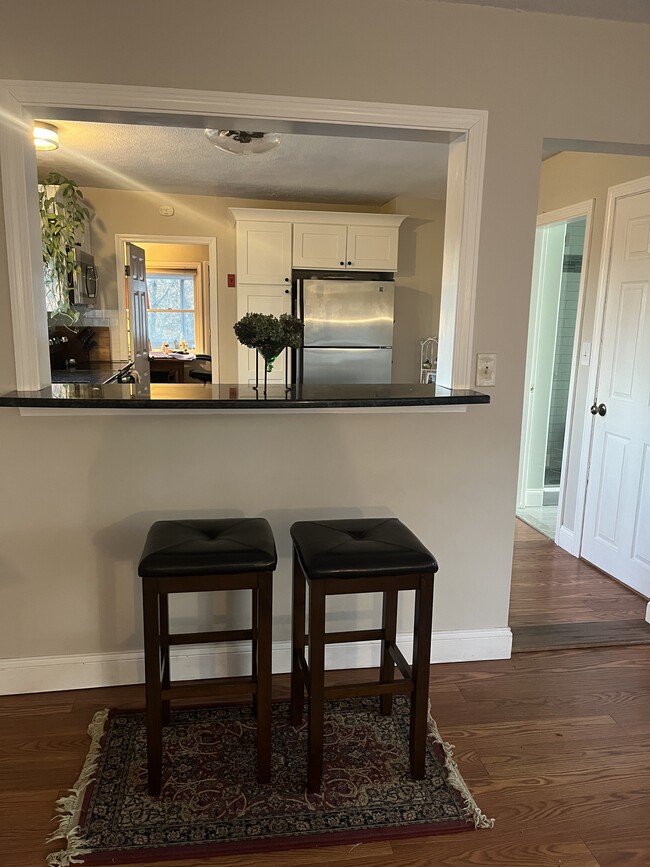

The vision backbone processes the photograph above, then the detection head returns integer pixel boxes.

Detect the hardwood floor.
[510,519,649,652]
[2,526,650,866]
[3,649,650,867]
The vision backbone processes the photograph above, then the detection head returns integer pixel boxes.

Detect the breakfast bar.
[0,381,490,411]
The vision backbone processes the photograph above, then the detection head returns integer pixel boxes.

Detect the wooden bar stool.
[138,518,277,796]
[290,518,438,793]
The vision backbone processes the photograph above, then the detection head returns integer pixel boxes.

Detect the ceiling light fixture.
[204,129,281,155]
[33,122,60,151]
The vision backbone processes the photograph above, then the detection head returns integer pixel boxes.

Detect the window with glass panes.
[146,271,196,350]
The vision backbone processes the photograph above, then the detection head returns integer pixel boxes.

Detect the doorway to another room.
[116,236,216,385]
[511,153,650,653]
[517,206,590,541]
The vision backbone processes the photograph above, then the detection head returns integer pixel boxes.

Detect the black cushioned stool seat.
[290,518,438,793]
[139,518,277,795]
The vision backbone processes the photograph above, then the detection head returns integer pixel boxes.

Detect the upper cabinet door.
[293,223,348,269]
[237,221,292,285]
[346,225,399,271]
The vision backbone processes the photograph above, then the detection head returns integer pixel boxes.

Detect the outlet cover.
[227,274,236,288]
[476,353,496,387]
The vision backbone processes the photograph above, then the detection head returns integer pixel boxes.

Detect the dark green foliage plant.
[39,171,90,322]
[234,312,303,370]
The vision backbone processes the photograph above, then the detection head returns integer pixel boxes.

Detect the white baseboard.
[0,628,512,696]
[522,489,544,508]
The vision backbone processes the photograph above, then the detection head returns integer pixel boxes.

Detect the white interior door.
[125,242,150,386]
[581,184,650,598]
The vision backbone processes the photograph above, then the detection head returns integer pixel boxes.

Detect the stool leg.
[410,574,434,780]
[143,580,163,796]
[379,590,398,716]
[251,587,259,720]
[256,572,273,784]
[159,593,170,727]
[290,552,306,727]
[307,581,326,794]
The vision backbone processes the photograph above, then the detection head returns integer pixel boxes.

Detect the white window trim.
[145,262,206,354]
[0,80,487,392]
[146,266,201,353]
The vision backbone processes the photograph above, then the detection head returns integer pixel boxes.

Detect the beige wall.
[85,187,380,383]
[140,243,208,266]
[383,196,446,382]
[537,153,650,530]
[1,1,650,673]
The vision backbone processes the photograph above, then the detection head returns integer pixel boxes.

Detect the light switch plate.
[476,353,496,387]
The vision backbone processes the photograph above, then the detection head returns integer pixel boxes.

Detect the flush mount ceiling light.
[33,122,60,151]
[204,129,281,155]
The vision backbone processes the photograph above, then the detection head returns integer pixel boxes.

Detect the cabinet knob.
[340,261,345,266]
[347,261,352,266]
[284,277,290,282]
[284,289,290,294]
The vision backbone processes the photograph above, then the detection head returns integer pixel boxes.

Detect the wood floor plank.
[512,620,650,652]
[391,828,600,866]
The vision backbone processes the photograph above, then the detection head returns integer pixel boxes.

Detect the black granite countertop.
[50,361,132,385]
[0,381,490,409]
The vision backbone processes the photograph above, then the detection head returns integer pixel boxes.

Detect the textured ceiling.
[36,121,449,206]
[438,0,650,23]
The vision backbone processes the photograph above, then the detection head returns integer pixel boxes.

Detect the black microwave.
[69,248,98,305]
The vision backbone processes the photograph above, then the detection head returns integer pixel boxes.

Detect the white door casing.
[581,180,650,598]
[517,201,594,554]
[518,221,566,510]
[114,234,219,381]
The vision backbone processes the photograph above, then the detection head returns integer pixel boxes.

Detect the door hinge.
[124,264,131,277]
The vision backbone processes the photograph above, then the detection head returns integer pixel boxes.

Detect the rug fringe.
[427,703,495,830]
[46,708,109,866]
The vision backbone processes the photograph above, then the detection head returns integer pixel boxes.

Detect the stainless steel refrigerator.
[296,277,395,384]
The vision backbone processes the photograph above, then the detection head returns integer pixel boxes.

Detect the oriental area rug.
[47,697,493,866]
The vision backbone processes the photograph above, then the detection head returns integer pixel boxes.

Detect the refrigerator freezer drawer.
[302,347,392,385]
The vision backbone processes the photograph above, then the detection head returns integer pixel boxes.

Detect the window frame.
[145,265,203,353]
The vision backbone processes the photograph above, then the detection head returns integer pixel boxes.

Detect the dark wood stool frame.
[142,570,273,796]
[290,552,435,793]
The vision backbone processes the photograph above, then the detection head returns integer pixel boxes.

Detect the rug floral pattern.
[50,696,490,863]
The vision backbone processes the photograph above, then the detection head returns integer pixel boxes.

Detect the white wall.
[383,196,446,382]
[1,0,650,689]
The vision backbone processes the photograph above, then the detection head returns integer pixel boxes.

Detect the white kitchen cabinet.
[236,283,292,385]
[293,222,400,271]
[236,220,292,285]
[346,225,399,271]
[293,223,348,269]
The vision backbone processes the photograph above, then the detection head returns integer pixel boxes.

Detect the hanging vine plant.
[38,171,90,323]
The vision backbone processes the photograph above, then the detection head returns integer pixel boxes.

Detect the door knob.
[590,403,607,416]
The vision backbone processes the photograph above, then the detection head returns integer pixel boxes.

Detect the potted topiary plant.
[38,171,90,323]
[233,312,303,391]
